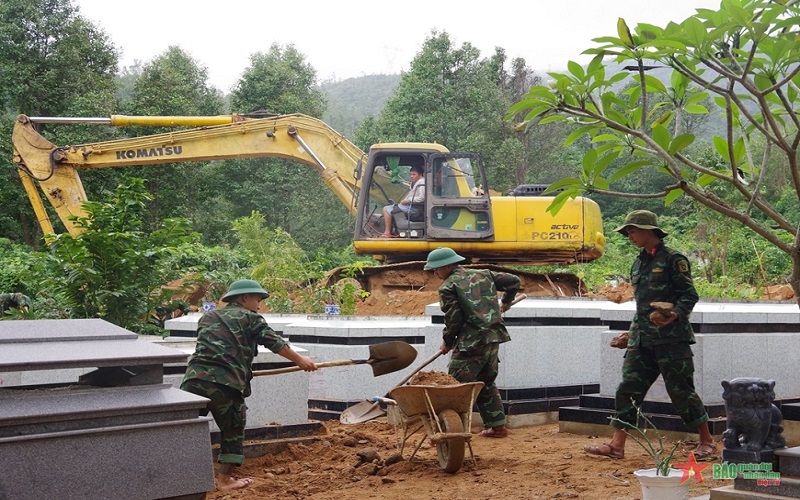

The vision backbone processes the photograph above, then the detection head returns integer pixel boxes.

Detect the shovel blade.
[339,400,386,424]
[368,341,417,376]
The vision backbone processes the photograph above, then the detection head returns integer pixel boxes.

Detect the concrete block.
[498,326,602,388]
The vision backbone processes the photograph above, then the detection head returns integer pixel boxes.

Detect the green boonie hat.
[424,247,466,270]
[615,210,668,239]
[221,279,270,302]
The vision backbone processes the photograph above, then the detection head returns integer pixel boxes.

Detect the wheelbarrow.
[379,381,484,473]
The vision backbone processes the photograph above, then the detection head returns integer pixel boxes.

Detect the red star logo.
[674,452,713,484]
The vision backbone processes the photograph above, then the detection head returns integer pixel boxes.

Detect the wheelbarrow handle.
[371,396,397,405]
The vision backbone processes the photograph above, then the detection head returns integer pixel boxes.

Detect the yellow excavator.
[12,113,606,295]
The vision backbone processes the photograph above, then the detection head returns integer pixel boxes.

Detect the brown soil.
[206,281,750,498]
[408,370,459,385]
[207,419,727,499]
[353,289,441,316]
[352,280,637,316]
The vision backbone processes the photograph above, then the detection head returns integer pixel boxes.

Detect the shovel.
[251,341,417,377]
[339,293,527,424]
[339,350,443,424]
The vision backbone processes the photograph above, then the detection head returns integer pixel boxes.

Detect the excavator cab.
[353,146,494,259]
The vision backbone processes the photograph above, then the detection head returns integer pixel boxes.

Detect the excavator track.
[323,262,587,297]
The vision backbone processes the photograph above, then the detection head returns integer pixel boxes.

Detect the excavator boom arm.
[12,113,365,235]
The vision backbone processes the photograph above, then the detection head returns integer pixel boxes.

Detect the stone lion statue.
[721,378,786,451]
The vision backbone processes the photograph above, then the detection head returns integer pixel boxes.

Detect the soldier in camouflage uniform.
[181,279,317,491]
[0,292,31,315]
[424,247,520,438]
[584,210,716,460]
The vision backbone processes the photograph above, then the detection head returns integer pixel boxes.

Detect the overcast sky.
[73,0,722,92]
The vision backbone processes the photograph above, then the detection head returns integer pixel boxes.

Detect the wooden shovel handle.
[254,297,525,378]
[252,359,359,376]
[391,351,442,389]
[390,294,525,387]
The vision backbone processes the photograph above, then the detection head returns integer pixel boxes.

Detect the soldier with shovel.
[181,279,318,491]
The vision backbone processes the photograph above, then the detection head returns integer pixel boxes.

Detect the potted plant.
[612,402,690,500]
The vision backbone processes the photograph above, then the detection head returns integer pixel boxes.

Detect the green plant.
[45,179,196,332]
[611,400,681,476]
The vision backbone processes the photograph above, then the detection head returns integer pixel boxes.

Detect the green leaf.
[593,150,621,178]
[609,160,650,182]
[651,111,674,129]
[538,115,565,125]
[582,149,599,179]
[617,18,636,48]
[683,17,707,47]
[664,188,683,206]
[697,173,718,187]
[733,137,746,164]
[568,60,585,79]
[546,189,578,216]
[523,86,559,101]
[591,133,624,144]
[713,136,730,161]
[564,125,595,146]
[592,177,610,190]
[669,133,695,154]
[522,105,553,121]
[644,74,667,93]
[651,125,671,149]
[683,103,708,114]
[685,92,709,105]
[544,177,583,194]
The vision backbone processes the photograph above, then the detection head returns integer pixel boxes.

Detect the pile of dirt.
[353,289,440,316]
[409,370,459,385]
[589,281,634,304]
[206,420,727,500]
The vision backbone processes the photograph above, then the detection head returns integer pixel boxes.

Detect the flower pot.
[633,468,689,500]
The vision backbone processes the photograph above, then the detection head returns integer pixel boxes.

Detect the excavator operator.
[380,165,425,238]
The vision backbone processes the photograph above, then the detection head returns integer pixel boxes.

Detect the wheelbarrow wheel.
[436,409,465,473]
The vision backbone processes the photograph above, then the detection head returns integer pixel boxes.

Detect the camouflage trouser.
[181,378,247,468]
[613,343,708,430]
[449,343,506,428]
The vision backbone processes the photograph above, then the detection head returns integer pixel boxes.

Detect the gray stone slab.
[0,318,137,343]
[164,312,308,336]
[501,297,609,319]
[0,416,215,500]
[776,446,800,476]
[0,338,188,372]
[0,384,209,434]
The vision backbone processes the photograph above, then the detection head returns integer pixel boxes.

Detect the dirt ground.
[207,418,728,500]
[205,281,785,499]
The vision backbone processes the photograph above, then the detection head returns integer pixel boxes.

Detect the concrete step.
[559,404,729,435]
[776,446,800,477]
[211,420,323,443]
[564,394,729,433]
[308,408,343,421]
[733,476,800,499]
[212,435,322,461]
[506,396,580,415]
[711,484,790,499]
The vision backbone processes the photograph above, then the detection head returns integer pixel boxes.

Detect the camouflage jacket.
[1,293,31,315]
[439,267,520,353]
[182,303,288,397]
[628,242,699,347]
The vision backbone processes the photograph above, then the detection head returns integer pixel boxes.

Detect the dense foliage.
[511,0,800,302]
[1,1,797,328]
